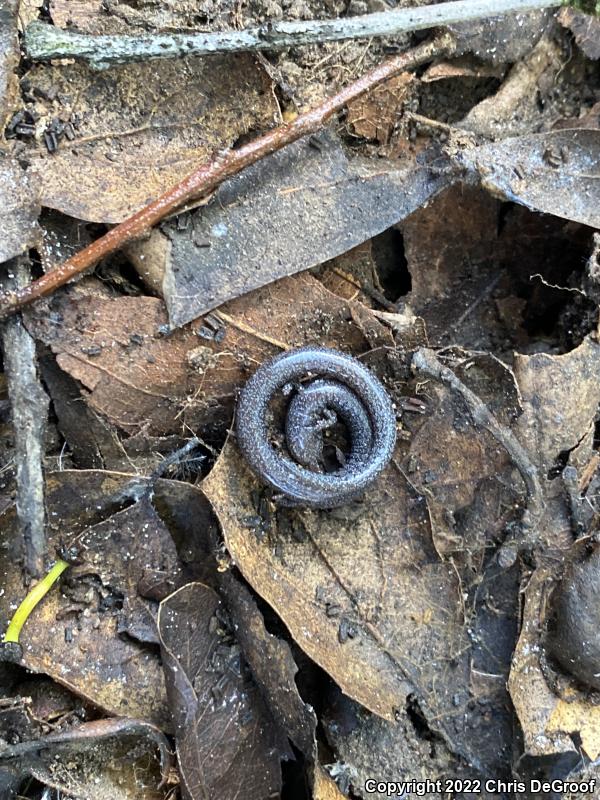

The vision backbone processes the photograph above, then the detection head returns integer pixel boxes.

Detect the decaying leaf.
[39,353,131,471]
[346,73,415,144]
[399,183,501,346]
[559,7,600,61]
[204,435,431,714]
[202,429,489,766]
[0,157,40,262]
[513,337,600,474]
[22,54,276,223]
[0,470,212,728]
[406,348,522,557]
[219,572,317,758]
[160,134,451,327]
[509,568,579,757]
[158,582,284,800]
[26,292,222,438]
[507,336,600,758]
[26,273,388,439]
[449,9,552,64]
[323,693,458,798]
[0,717,172,800]
[457,129,600,229]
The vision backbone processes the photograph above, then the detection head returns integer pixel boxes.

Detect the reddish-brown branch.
[0,32,454,318]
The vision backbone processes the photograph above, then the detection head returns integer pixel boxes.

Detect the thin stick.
[25,0,558,68]
[0,33,455,320]
[2,259,50,578]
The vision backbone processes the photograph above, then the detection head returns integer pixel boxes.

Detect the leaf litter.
[18,55,277,223]
[0,717,173,800]
[3,2,600,799]
[157,582,286,800]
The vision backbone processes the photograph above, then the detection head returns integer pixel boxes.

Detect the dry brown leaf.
[23,55,275,222]
[219,571,317,758]
[450,10,552,65]
[0,470,211,729]
[513,337,600,474]
[203,436,471,735]
[507,336,600,758]
[316,241,380,305]
[26,274,377,438]
[554,101,600,132]
[27,293,218,437]
[346,73,415,145]
[509,568,600,759]
[400,184,501,347]
[457,129,600,230]
[323,692,459,797]
[559,7,600,61]
[158,582,284,800]
[548,700,600,760]
[313,765,348,799]
[159,134,449,327]
[405,349,521,557]
[9,718,172,800]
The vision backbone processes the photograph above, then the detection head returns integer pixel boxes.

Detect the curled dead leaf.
[158,582,284,800]
[457,129,600,229]
[0,717,172,800]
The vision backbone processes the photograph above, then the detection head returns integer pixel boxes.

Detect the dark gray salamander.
[235,346,397,508]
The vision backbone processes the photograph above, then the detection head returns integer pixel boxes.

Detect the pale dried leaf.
[202,437,472,740]
[458,129,600,229]
[23,55,275,223]
[514,337,600,473]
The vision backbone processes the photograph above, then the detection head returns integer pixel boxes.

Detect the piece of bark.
[2,260,49,577]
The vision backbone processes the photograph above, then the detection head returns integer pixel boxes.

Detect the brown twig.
[0,32,455,320]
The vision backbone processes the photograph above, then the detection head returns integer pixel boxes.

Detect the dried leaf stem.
[25,0,559,68]
[0,33,455,320]
[3,559,69,643]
